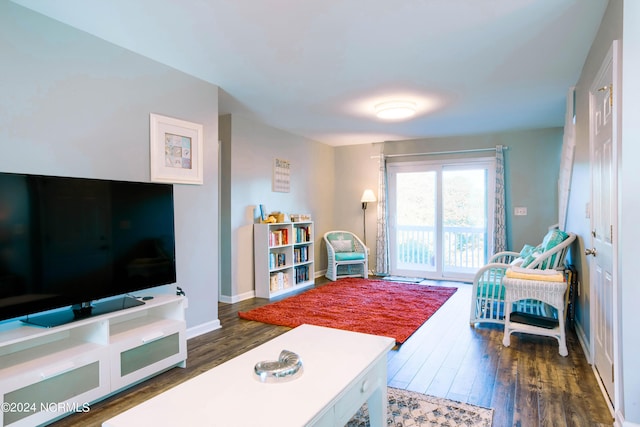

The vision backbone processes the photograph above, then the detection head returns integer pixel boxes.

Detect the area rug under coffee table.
[238,278,457,344]
[348,387,494,427]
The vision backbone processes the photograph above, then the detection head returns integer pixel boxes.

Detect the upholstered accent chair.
[324,231,368,281]
[470,228,576,326]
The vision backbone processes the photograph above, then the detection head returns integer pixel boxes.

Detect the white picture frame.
[273,158,291,192]
[150,113,204,185]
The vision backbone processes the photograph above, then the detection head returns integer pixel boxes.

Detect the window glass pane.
[442,168,487,272]
[395,171,436,272]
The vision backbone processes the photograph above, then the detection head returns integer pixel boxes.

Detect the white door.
[588,41,619,405]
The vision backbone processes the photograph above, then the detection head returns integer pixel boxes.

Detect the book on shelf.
[269,253,286,269]
[294,246,308,263]
[294,226,311,243]
[283,273,291,288]
[295,265,309,284]
[269,271,291,291]
[269,228,288,246]
[270,272,281,291]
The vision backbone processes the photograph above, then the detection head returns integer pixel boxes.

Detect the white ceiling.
[12,0,608,146]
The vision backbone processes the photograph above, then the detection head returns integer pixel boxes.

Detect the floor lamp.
[360,189,376,246]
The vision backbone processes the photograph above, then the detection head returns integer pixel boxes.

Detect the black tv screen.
[0,172,177,324]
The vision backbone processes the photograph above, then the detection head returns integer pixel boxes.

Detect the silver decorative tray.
[254,350,303,383]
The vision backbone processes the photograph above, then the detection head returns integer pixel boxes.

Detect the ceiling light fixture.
[375,101,417,120]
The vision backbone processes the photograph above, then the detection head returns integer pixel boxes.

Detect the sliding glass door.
[388,158,495,281]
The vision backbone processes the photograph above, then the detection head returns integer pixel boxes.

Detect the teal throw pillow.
[521,250,543,268]
[519,244,536,258]
[542,229,569,251]
[521,230,570,269]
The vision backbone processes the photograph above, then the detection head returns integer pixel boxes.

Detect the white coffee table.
[102,324,395,427]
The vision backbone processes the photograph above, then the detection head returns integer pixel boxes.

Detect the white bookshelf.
[254,221,315,299]
[0,295,186,427]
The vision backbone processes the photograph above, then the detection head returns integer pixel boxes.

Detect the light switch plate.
[514,207,527,216]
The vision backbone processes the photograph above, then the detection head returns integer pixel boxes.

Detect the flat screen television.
[0,172,177,327]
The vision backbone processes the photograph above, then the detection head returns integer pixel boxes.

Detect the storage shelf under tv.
[254,221,315,299]
[0,294,186,427]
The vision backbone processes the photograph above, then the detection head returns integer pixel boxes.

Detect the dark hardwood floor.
[52,279,613,426]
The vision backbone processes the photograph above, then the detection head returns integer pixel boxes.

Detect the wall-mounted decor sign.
[273,158,290,192]
[150,113,204,185]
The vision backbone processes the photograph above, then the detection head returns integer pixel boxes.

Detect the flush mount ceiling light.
[375,101,417,120]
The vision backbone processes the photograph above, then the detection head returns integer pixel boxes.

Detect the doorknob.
[585,248,597,257]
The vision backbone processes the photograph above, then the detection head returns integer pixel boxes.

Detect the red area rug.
[238,278,457,344]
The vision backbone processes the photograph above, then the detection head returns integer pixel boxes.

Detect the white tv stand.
[0,294,187,427]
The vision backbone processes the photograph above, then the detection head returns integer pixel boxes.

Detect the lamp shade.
[360,189,377,203]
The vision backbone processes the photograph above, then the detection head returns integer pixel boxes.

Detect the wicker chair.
[324,231,368,281]
[502,275,569,356]
[470,229,576,326]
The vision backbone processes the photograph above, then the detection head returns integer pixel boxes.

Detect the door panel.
[589,41,618,405]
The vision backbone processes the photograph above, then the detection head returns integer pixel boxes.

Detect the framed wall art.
[150,113,204,185]
[273,158,291,192]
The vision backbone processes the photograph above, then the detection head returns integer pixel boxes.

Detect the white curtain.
[375,153,390,275]
[493,145,507,253]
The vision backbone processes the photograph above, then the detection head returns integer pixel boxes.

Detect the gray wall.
[567,0,640,421]
[331,143,380,251]
[219,114,334,301]
[0,2,220,332]
[219,122,565,296]
[565,0,622,358]
[620,0,640,418]
[333,128,564,271]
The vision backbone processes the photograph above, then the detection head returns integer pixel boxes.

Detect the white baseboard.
[218,290,256,304]
[575,321,617,420]
[186,319,221,339]
[574,321,592,363]
[620,415,640,427]
[590,363,615,418]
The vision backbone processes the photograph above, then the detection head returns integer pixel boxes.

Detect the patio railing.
[396,225,487,272]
